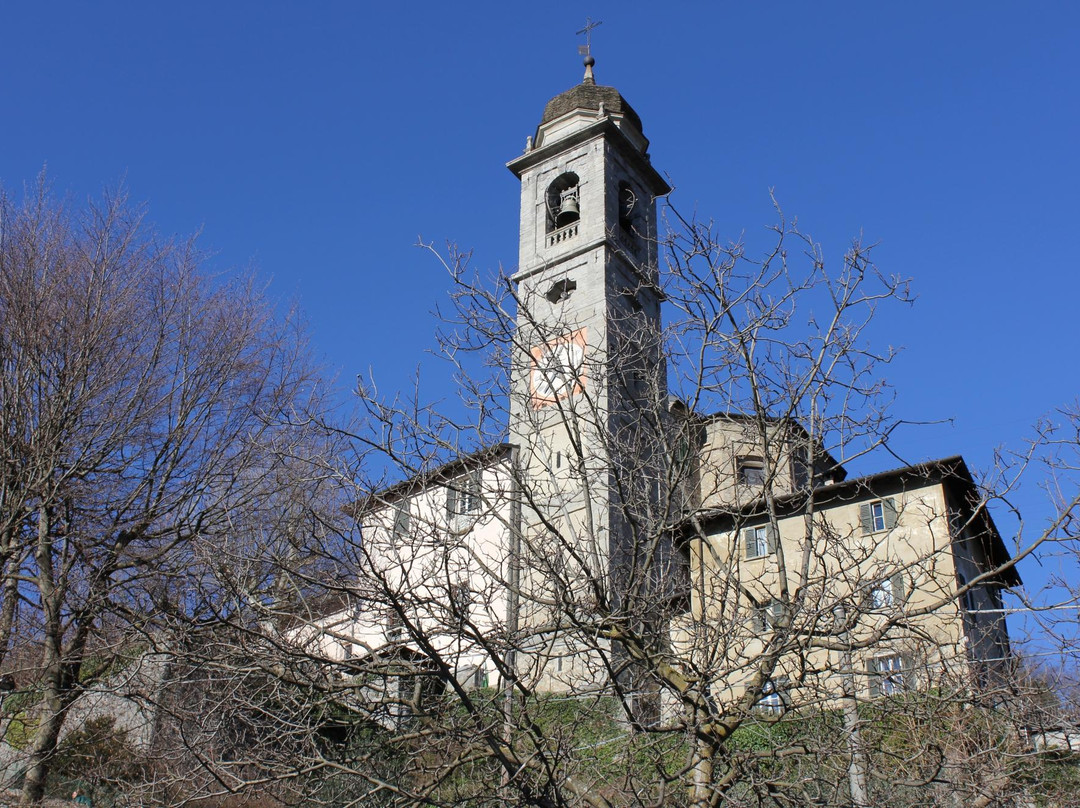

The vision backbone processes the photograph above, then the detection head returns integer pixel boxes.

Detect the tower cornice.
[507,118,670,198]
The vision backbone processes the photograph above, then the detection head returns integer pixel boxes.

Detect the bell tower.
[506,56,671,687]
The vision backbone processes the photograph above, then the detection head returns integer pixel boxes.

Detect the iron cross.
[577,17,603,56]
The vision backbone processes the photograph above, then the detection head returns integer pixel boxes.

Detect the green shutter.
[469,469,482,510]
[767,525,779,554]
[743,529,754,560]
[883,497,898,530]
[751,604,765,632]
[891,572,906,606]
[446,484,457,518]
[393,502,410,538]
[676,438,689,464]
[859,503,873,535]
[867,660,881,699]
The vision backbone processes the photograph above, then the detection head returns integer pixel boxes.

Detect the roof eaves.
[355,442,516,513]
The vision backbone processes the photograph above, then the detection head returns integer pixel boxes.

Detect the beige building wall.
[680,469,1011,711]
[692,415,844,512]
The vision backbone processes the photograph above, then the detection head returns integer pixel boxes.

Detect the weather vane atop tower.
[577,17,602,58]
[577,17,602,83]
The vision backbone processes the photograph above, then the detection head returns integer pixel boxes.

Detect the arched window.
[546,172,580,233]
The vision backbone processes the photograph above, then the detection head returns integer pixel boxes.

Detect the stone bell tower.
[506,56,671,687]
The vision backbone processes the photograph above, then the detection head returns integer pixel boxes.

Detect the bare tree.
[0,180,336,804]
[156,198,1080,808]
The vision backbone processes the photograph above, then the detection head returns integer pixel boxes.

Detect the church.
[295,55,1018,722]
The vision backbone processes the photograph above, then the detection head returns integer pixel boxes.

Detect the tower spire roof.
[538,71,643,135]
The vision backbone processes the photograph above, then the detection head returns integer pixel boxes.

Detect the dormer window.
[546,172,580,234]
[737,456,766,486]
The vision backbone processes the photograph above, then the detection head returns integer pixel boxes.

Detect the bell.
[555,194,580,228]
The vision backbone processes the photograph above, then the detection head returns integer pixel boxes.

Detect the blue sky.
[2,3,1078,626]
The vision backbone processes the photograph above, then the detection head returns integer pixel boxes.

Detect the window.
[670,541,692,614]
[869,654,906,697]
[792,446,810,490]
[472,665,488,689]
[871,572,906,610]
[385,610,404,642]
[446,470,482,517]
[392,501,410,541]
[859,498,897,535]
[957,572,978,614]
[449,581,474,616]
[737,456,766,486]
[754,679,786,716]
[870,501,886,532]
[743,525,776,560]
[752,599,785,632]
[545,278,577,303]
[462,470,481,512]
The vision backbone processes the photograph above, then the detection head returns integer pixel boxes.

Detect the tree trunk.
[690,736,715,808]
[19,679,66,804]
[0,551,22,670]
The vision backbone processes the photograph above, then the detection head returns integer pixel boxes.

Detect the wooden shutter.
[890,572,906,606]
[867,659,881,699]
[883,497,898,530]
[743,528,755,560]
[751,604,765,632]
[767,525,779,554]
[393,502,410,539]
[859,503,873,535]
[446,484,458,518]
[469,469,483,511]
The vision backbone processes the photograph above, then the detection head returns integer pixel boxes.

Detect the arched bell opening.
[546,172,580,233]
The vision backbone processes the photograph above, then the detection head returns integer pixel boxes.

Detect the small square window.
[872,654,905,696]
[450,582,474,615]
[473,665,488,689]
[385,611,403,641]
[447,470,482,517]
[754,679,785,716]
[752,599,785,631]
[870,572,906,610]
[871,579,894,609]
[737,456,766,486]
